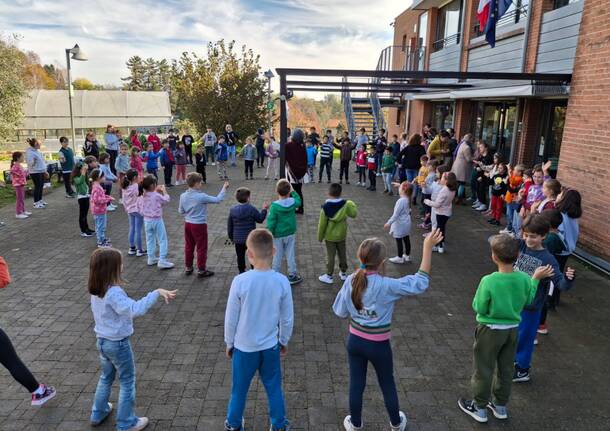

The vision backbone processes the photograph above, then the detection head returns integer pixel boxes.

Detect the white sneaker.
[118,199,123,205]
[499,228,511,234]
[107,205,116,212]
[343,415,362,430]
[389,256,405,264]
[437,247,445,254]
[147,258,159,266]
[41,200,48,205]
[24,211,32,215]
[339,272,348,281]
[432,246,439,252]
[157,260,175,269]
[16,213,29,219]
[318,274,333,284]
[476,204,487,211]
[33,202,44,209]
[126,417,149,431]
[390,411,408,431]
[471,200,480,208]
[402,255,411,262]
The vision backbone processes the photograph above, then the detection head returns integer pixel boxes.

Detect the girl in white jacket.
[384,182,413,264]
[424,172,457,253]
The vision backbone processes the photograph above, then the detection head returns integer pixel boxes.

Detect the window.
[401,35,407,52]
[396,108,403,126]
[473,0,528,37]
[432,102,454,132]
[418,11,428,47]
[554,0,580,9]
[434,0,462,51]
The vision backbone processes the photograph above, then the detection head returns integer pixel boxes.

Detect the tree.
[72,78,95,90]
[122,56,145,90]
[143,57,159,90]
[0,36,26,142]
[172,40,266,141]
[43,64,66,89]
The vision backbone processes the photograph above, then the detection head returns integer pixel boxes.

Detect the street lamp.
[263,69,274,136]
[65,44,88,153]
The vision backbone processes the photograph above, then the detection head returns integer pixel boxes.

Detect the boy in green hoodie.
[317,183,358,284]
[267,179,303,285]
[458,234,554,424]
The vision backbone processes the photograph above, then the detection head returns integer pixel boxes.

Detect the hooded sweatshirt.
[228,203,268,244]
[558,214,579,256]
[267,191,302,238]
[317,199,358,242]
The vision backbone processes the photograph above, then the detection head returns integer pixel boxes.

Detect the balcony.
[472,3,529,38]
[432,33,461,52]
[376,45,427,72]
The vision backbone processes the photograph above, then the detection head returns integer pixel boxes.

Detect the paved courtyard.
[0,164,609,431]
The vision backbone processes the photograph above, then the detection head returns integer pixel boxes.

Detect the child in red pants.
[488,164,508,226]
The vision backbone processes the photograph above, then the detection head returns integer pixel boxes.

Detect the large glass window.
[536,101,567,176]
[434,0,462,51]
[418,11,428,48]
[553,0,580,10]
[432,102,454,132]
[474,102,516,162]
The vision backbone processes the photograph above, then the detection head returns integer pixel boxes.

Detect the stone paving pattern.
[0,163,609,431]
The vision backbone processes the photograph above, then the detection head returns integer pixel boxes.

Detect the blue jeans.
[406,168,419,198]
[506,203,520,233]
[227,345,288,430]
[227,145,236,165]
[383,173,393,191]
[513,210,523,238]
[128,213,144,250]
[144,218,168,261]
[347,334,400,427]
[95,214,107,244]
[272,235,297,276]
[515,308,542,371]
[91,338,138,430]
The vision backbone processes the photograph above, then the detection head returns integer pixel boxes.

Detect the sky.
[0,0,411,96]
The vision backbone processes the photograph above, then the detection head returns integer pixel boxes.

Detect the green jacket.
[73,174,89,195]
[267,191,302,238]
[317,199,358,242]
[472,271,538,325]
[381,154,395,173]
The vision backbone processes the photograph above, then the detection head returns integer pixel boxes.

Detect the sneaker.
[499,228,511,234]
[107,205,116,212]
[339,271,348,281]
[288,274,303,285]
[437,246,445,254]
[389,256,405,264]
[355,182,361,186]
[31,385,56,406]
[457,398,488,423]
[432,246,439,252]
[136,249,146,257]
[318,274,333,284]
[402,255,411,262]
[16,213,29,219]
[41,200,48,205]
[224,418,245,431]
[476,204,487,211]
[33,202,45,209]
[185,267,194,275]
[487,402,508,420]
[126,417,149,431]
[24,211,32,215]
[147,258,159,266]
[197,269,215,278]
[512,368,530,382]
[537,324,548,335]
[128,247,137,255]
[471,200,481,208]
[97,241,112,248]
[91,402,113,426]
[157,260,175,270]
[343,415,362,430]
[80,231,94,237]
[390,411,407,431]
[534,337,539,345]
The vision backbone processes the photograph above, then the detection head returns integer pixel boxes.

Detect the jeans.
[147,168,158,179]
[128,212,144,250]
[227,145,236,165]
[347,334,400,427]
[256,145,265,167]
[272,234,297,276]
[506,203,520,232]
[95,214,107,244]
[145,218,168,261]
[512,211,523,238]
[91,338,138,430]
[185,145,193,165]
[406,169,418,202]
[184,222,208,270]
[15,185,25,215]
[383,173,393,191]
[78,197,91,233]
[339,160,349,182]
[436,214,449,247]
[235,243,249,273]
[62,172,74,195]
[368,169,376,189]
[358,167,366,184]
[325,240,347,276]
[217,161,227,178]
[395,235,411,257]
[205,146,215,163]
[30,172,44,203]
[319,158,332,182]
[0,328,39,393]
[515,309,542,371]
[226,345,288,430]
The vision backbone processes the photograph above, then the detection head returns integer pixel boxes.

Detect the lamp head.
[264,69,275,79]
[69,44,88,61]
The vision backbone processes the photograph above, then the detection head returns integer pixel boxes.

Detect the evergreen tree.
[143,57,159,90]
[122,56,145,90]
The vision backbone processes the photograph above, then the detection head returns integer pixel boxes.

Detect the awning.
[411,83,569,100]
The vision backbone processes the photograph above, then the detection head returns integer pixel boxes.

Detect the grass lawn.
[0,178,62,210]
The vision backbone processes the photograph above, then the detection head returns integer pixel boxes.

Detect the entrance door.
[475,102,516,162]
[536,100,567,177]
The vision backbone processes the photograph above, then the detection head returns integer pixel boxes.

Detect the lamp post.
[65,44,88,153]
[263,69,274,136]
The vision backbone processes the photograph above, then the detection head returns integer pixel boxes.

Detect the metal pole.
[267,77,272,136]
[66,49,77,153]
[279,73,287,179]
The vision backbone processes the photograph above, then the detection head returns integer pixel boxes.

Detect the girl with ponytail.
[333,229,443,431]
[121,169,145,256]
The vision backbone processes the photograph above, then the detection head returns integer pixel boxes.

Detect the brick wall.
[515,99,542,167]
[557,0,610,260]
[454,100,475,138]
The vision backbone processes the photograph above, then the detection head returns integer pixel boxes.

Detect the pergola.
[273,68,572,178]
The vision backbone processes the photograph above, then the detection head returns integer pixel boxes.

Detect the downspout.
[520,1,534,73]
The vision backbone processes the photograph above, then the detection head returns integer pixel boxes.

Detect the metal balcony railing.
[432,33,461,52]
[374,45,427,72]
[472,3,529,38]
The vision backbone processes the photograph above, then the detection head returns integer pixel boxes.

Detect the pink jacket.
[130,154,143,174]
[10,164,28,187]
[139,191,170,221]
[424,186,455,217]
[90,183,113,215]
[122,183,141,214]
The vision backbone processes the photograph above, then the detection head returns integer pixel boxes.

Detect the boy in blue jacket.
[144,143,160,179]
[216,135,229,180]
[159,139,175,187]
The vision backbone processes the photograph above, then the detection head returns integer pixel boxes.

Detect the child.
[139,175,174,269]
[228,188,269,273]
[381,147,395,195]
[90,169,114,248]
[334,135,354,184]
[555,188,582,272]
[159,139,175,187]
[195,145,207,183]
[267,180,303,285]
[144,143,159,178]
[423,172,457,253]
[534,178,561,213]
[224,228,293,431]
[512,168,533,238]
[413,155,429,207]
[318,137,334,183]
[216,135,229,180]
[333,229,443,431]
[130,147,144,180]
[317,183,358,284]
[181,130,195,165]
[500,164,524,235]
[88,248,176,430]
[420,160,439,228]
[72,161,94,237]
[240,136,256,180]
[384,182,413,264]
[520,166,546,218]
[115,143,131,187]
[174,142,188,185]
[0,257,56,406]
[305,138,316,182]
[488,163,508,226]
[10,152,30,219]
[355,147,367,187]
[203,126,217,165]
[457,234,553,423]
[58,136,76,197]
[98,153,118,212]
[266,137,280,180]
[512,214,575,383]
[121,169,145,257]
[426,165,450,231]
[366,149,377,191]
[178,173,228,277]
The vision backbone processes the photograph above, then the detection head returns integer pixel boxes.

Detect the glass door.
[475,102,516,161]
[536,100,567,177]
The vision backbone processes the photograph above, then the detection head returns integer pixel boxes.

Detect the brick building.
[384,0,609,261]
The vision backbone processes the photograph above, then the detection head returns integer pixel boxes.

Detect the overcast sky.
[1,0,411,95]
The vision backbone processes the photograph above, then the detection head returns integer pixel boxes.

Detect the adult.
[398,133,426,186]
[285,128,307,214]
[255,128,266,168]
[181,130,195,165]
[471,140,493,211]
[167,129,179,152]
[355,128,369,152]
[83,132,100,159]
[129,130,142,151]
[375,129,387,175]
[224,124,239,167]
[25,138,47,208]
[309,127,320,147]
[147,130,161,153]
[427,130,450,163]
[447,128,458,166]
[103,125,120,175]
[451,133,474,203]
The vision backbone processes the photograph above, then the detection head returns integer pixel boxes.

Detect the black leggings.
[340,160,349,181]
[185,145,193,164]
[319,158,332,182]
[395,235,411,257]
[256,145,265,167]
[235,243,253,273]
[30,172,44,203]
[244,160,254,177]
[436,214,450,247]
[0,328,39,393]
[62,172,74,195]
[78,197,91,233]
[368,169,376,189]
[292,182,304,213]
[358,167,366,183]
